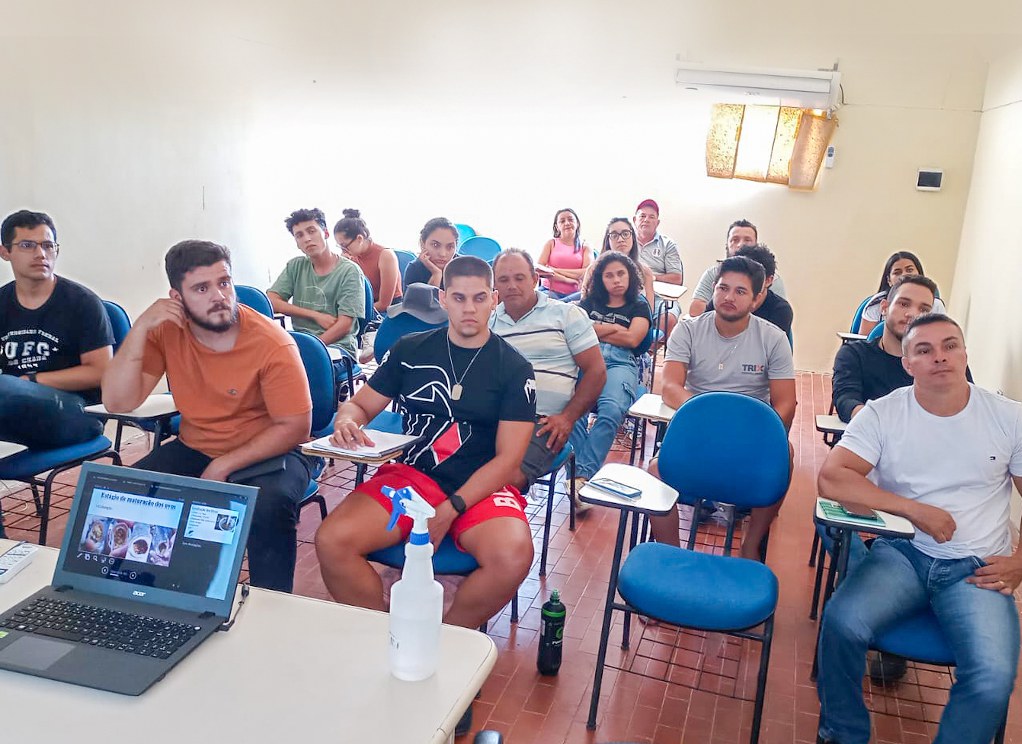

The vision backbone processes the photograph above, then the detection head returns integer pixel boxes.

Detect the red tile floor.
[3,372,1021,743]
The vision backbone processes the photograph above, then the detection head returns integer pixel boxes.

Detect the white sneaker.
[571,478,591,513]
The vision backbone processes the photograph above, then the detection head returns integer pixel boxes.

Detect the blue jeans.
[0,375,103,449]
[569,343,639,479]
[817,538,1019,744]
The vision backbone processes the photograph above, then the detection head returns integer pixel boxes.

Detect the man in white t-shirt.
[648,256,796,559]
[815,314,1022,744]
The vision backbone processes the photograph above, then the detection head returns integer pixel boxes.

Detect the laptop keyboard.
[0,597,202,659]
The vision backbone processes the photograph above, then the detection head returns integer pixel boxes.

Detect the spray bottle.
[383,485,444,681]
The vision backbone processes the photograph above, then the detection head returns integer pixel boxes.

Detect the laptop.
[0,462,257,695]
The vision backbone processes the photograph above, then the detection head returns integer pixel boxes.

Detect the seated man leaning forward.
[815,314,1022,744]
[315,255,537,630]
[102,240,314,593]
[648,256,796,559]
[490,248,607,495]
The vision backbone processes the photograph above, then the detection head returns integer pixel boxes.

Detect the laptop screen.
[57,464,255,607]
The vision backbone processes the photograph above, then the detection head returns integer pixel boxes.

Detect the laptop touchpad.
[0,636,76,669]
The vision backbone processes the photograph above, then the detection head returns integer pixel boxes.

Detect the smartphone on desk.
[588,477,642,500]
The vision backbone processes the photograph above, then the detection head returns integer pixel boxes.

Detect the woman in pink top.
[537,208,591,299]
[333,208,402,313]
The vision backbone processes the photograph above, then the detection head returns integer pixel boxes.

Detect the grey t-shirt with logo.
[665,311,794,403]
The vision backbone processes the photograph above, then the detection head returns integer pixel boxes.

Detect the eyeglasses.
[6,240,60,256]
[338,236,361,252]
[608,230,633,241]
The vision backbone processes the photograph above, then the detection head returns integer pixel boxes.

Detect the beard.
[183,298,238,333]
[715,305,751,323]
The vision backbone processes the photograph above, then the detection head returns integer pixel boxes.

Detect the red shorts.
[360,463,528,550]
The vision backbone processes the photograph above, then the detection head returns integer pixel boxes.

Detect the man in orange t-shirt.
[102,240,313,591]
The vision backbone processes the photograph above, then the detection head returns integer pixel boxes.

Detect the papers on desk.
[305,430,420,458]
[818,499,885,527]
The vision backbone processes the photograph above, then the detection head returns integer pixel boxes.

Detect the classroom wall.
[948,47,1022,398]
[0,1,1010,371]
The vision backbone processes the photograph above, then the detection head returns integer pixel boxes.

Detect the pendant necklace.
[718,342,739,371]
[446,335,485,401]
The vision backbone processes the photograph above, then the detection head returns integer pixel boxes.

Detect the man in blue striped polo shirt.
[491,248,606,508]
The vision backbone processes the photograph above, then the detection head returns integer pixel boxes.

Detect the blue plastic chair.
[373,312,447,362]
[454,223,476,246]
[289,331,340,521]
[394,250,417,292]
[866,321,885,341]
[0,302,128,543]
[235,285,275,319]
[588,392,790,744]
[457,236,501,263]
[849,295,873,334]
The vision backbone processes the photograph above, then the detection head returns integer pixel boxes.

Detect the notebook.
[0,462,257,695]
[304,430,422,458]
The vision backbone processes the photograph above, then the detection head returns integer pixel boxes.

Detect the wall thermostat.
[916,168,943,192]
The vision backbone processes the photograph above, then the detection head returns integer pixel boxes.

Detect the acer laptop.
[0,462,257,695]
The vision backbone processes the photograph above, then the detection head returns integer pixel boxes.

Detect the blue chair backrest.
[786,328,794,350]
[374,313,448,361]
[359,275,377,334]
[236,285,274,318]
[658,392,790,509]
[850,295,873,334]
[289,331,336,435]
[454,223,476,246]
[394,250,417,291]
[866,320,885,341]
[458,236,501,263]
[103,300,131,352]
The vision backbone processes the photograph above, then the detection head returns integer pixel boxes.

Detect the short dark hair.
[165,240,232,291]
[887,274,937,304]
[444,255,492,288]
[333,208,370,241]
[492,247,536,275]
[2,210,57,246]
[727,219,757,242]
[735,243,776,279]
[584,251,643,307]
[284,208,327,234]
[903,313,963,351]
[716,255,765,296]
[419,217,459,246]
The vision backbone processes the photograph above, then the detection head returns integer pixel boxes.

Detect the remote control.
[0,542,38,584]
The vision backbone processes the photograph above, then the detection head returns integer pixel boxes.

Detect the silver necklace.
[718,343,739,371]
[446,335,485,401]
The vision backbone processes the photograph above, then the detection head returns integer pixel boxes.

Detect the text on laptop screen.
[60,468,250,601]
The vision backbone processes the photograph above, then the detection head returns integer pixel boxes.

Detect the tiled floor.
[3,371,1021,743]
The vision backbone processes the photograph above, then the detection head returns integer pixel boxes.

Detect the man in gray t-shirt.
[650,256,796,559]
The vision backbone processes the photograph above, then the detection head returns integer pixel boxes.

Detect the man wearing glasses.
[267,207,365,363]
[0,209,114,532]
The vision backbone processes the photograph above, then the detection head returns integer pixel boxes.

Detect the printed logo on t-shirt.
[3,329,60,368]
[741,363,766,374]
[524,378,536,403]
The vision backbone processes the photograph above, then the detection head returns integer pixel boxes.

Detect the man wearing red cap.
[634,198,682,341]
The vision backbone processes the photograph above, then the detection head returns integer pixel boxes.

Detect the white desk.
[652,281,687,303]
[0,441,27,460]
[815,414,847,448]
[84,395,179,450]
[837,332,867,344]
[626,394,677,465]
[0,542,495,744]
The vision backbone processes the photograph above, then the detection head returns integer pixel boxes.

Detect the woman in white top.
[859,251,945,336]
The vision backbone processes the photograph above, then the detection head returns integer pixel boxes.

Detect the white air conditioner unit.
[675,64,841,110]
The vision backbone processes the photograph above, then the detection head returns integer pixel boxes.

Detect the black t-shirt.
[579,295,651,354]
[403,260,442,290]
[706,289,793,336]
[368,328,536,495]
[0,276,114,403]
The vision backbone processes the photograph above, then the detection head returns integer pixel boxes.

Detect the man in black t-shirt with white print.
[0,210,114,536]
[316,255,537,632]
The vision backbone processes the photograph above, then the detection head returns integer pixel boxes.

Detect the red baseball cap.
[635,199,659,215]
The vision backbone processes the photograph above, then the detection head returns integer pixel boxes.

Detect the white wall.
[1,1,1014,370]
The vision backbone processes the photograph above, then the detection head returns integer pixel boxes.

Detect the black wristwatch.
[27,372,38,383]
[448,493,467,515]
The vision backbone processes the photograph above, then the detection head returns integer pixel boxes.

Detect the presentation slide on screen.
[78,488,183,566]
[184,505,240,545]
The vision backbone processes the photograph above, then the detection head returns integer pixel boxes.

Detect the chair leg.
[568,455,576,532]
[316,494,328,521]
[30,484,43,517]
[540,471,556,577]
[114,421,124,452]
[510,593,519,624]
[809,528,820,567]
[809,538,827,621]
[685,499,701,550]
[750,614,775,744]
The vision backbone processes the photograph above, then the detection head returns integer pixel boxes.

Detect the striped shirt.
[490,293,599,416]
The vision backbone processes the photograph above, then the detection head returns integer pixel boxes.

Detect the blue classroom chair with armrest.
[457,236,501,263]
[849,294,873,335]
[235,285,275,319]
[289,330,342,521]
[587,392,790,744]
[394,250,417,292]
[454,223,476,246]
[866,320,885,342]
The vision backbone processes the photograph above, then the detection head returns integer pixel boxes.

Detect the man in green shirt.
[268,207,365,361]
